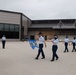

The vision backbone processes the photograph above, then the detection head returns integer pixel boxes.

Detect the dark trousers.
[64,43,69,52]
[52,45,58,60]
[36,44,45,58]
[2,41,6,49]
[72,43,76,52]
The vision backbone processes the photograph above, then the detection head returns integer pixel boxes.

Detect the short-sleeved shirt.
[39,36,45,44]
[64,38,69,43]
[2,36,6,41]
[72,39,76,43]
[52,39,59,45]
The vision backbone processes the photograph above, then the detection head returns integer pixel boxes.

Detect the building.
[0,10,76,41]
[0,10,31,41]
[28,19,76,40]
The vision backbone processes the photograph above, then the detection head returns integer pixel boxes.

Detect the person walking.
[64,36,69,52]
[51,35,59,62]
[72,37,76,52]
[35,32,46,60]
[2,35,6,49]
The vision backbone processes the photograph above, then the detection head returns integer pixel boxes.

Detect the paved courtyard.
[0,41,76,75]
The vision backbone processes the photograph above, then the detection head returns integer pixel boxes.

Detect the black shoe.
[56,57,59,60]
[50,60,54,62]
[41,57,45,59]
[72,50,73,52]
[67,50,69,52]
[35,57,38,60]
[64,51,66,53]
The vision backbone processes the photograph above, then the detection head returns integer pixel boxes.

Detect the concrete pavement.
[0,41,76,75]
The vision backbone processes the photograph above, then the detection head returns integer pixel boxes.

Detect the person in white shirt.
[64,36,69,52]
[35,32,46,60]
[2,35,6,49]
[72,37,76,52]
[51,35,59,62]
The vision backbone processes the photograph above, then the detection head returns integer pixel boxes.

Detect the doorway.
[45,35,47,40]
[30,35,35,40]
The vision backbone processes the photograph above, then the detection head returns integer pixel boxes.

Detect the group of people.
[35,32,76,62]
[35,32,59,62]
[64,36,76,52]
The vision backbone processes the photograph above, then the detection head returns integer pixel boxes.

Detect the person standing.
[2,35,6,49]
[35,32,46,60]
[51,35,59,62]
[64,36,69,52]
[72,37,76,52]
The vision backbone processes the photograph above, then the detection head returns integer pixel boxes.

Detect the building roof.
[29,23,75,29]
[0,10,31,20]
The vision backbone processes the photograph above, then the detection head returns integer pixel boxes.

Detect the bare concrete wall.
[22,15,31,37]
[27,19,32,27]
[22,15,27,36]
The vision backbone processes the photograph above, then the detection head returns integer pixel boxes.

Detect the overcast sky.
[0,0,76,20]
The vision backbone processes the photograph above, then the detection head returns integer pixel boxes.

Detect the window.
[0,24,4,31]
[10,25,15,31]
[4,24,9,31]
[15,25,19,32]
[0,23,19,39]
